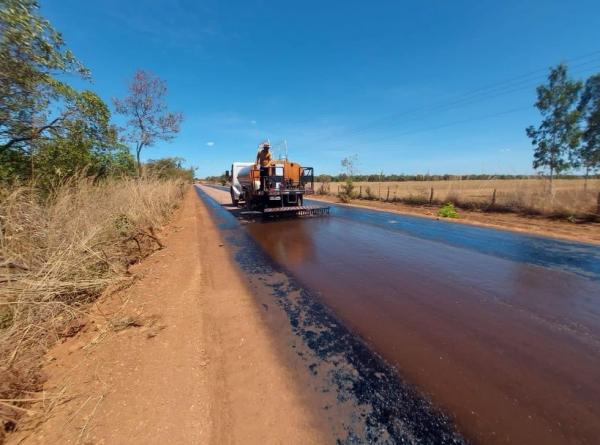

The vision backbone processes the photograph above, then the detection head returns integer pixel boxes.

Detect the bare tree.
[341,154,359,178]
[113,70,183,176]
[339,154,359,202]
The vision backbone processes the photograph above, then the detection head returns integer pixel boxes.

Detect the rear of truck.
[231,160,329,217]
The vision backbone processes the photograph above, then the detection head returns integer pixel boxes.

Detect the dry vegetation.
[316,178,600,218]
[0,177,186,435]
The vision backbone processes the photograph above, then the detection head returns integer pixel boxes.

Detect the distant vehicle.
[228,158,329,217]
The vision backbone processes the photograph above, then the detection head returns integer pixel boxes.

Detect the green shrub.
[438,202,459,218]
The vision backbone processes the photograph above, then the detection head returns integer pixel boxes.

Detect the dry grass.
[317,178,600,217]
[0,176,186,436]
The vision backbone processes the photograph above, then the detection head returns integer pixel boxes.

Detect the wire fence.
[315,178,600,216]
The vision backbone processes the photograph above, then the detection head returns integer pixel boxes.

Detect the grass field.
[315,178,600,217]
[0,177,186,426]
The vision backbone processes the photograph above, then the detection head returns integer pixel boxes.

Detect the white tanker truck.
[229,159,329,217]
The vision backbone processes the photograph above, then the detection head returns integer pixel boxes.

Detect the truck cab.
[230,162,255,206]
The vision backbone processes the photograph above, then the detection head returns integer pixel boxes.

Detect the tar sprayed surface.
[197,185,600,445]
[195,186,466,444]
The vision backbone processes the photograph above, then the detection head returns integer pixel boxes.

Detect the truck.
[229,158,329,217]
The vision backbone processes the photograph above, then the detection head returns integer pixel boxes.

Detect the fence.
[315,178,600,216]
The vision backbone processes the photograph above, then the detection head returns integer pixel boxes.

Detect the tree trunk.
[30,147,35,183]
[549,146,556,196]
[136,144,142,177]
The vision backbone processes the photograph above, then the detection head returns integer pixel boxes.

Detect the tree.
[339,154,359,202]
[0,0,139,185]
[33,91,135,185]
[113,70,183,176]
[526,64,582,191]
[145,157,194,181]
[0,0,89,156]
[578,73,600,188]
[0,0,126,183]
[341,154,359,178]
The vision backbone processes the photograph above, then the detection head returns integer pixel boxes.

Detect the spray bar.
[263,205,330,217]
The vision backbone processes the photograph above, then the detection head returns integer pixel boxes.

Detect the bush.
[317,181,331,195]
[438,202,459,218]
[338,179,356,203]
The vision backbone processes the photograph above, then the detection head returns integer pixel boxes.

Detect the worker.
[256,142,272,167]
[256,143,272,190]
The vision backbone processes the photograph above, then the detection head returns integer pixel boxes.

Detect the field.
[314,178,600,217]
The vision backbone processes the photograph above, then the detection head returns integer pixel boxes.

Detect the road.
[197,185,600,445]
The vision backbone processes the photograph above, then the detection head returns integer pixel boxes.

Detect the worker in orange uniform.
[256,142,272,190]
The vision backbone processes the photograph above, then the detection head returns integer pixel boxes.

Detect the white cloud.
[206,141,215,147]
[250,120,257,125]
[499,148,511,153]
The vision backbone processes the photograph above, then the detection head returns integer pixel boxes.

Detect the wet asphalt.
[195,185,600,444]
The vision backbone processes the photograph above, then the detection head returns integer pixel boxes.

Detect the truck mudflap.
[263,205,330,217]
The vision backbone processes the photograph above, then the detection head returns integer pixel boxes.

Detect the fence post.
[429,187,434,204]
[491,188,497,207]
[359,186,362,198]
[386,187,390,201]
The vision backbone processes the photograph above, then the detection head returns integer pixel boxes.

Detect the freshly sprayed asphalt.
[196,185,600,445]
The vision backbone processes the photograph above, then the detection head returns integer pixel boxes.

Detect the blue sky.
[42,0,600,177]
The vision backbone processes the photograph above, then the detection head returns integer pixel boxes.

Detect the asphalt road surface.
[198,185,600,445]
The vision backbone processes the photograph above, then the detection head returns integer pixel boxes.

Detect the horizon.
[203,169,600,180]
[42,0,600,177]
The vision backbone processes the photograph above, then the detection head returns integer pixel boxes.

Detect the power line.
[314,61,600,151]
[299,50,600,147]
[339,106,531,153]
[314,59,600,146]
